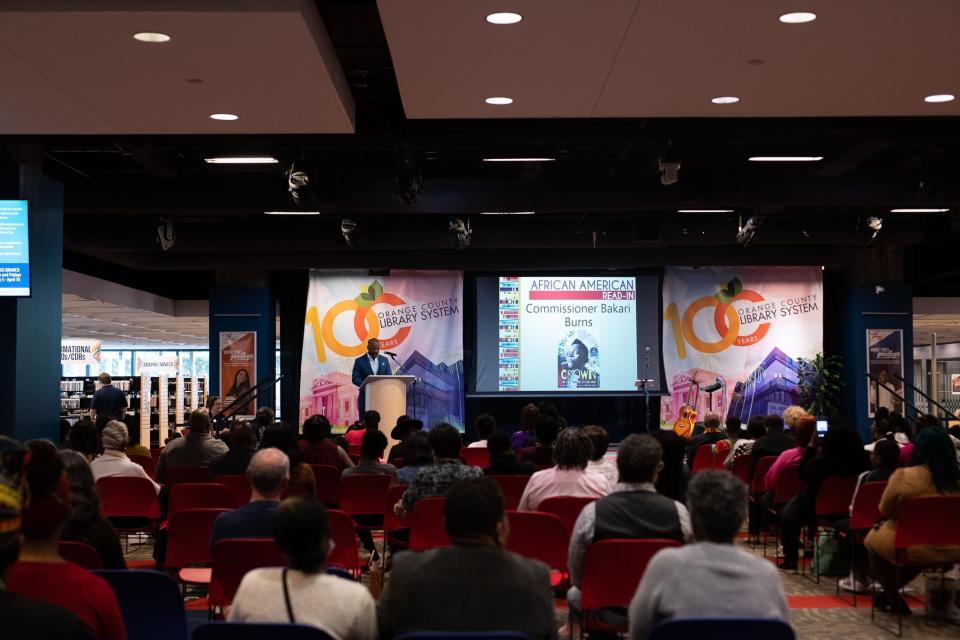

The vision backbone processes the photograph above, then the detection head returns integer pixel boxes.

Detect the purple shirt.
[764,447,805,491]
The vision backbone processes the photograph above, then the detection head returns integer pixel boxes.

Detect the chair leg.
[896,564,903,638]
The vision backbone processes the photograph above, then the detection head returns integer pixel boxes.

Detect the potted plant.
[797,352,844,417]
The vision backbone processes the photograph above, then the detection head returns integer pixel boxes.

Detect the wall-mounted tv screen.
[0,200,30,297]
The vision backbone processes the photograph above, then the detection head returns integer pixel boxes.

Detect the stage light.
[449,218,472,249]
[133,32,171,43]
[486,12,522,24]
[341,219,360,247]
[396,154,423,206]
[209,113,239,121]
[737,216,760,247]
[867,216,883,239]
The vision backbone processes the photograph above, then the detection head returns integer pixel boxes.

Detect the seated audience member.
[229,497,376,639]
[584,425,618,486]
[156,409,229,483]
[251,407,275,443]
[649,430,691,503]
[782,404,809,433]
[468,413,497,448]
[387,417,423,465]
[5,441,127,640]
[298,414,353,470]
[518,427,611,511]
[64,417,99,460]
[713,416,742,460]
[346,411,380,447]
[518,416,561,467]
[60,450,126,569]
[764,416,816,493]
[58,418,72,448]
[90,421,160,493]
[837,439,899,593]
[0,445,85,640]
[686,413,725,468]
[210,448,288,548]
[750,414,797,476]
[724,415,765,468]
[379,478,555,639]
[512,403,540,451]
[395,431,434,484]
[260,423,316,497]
[866,426,960,615]
[568,435,691,617]
[209,422,258,477]
[628,470,790,639]
[341,430,397,480]
[396,424,483,515]
[483,430,536,477]
[123,417,151,458]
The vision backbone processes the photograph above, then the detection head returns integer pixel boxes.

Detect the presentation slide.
[474,275,662,394]
[0,201,30,297]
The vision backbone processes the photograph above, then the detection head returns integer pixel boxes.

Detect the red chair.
[168,483,235,517]
[326,509,361,578]
[310,464,341,507]
[213,474,251,508]
[488,475,531,511]
[383,484,410,552]
[579,538,682,635]
[97,476,161,541]
[150,448,162,464]
[59,540,103,569]
[165,508,230,585]
[166,466,213,486]
[711,443,732,469]
[408,497,450,551]
[807,475,859,581]
[538,496,596,538]
[128,454,156,479]
[281,484,314,500]
[349,454,361,465]
[836,481,887,604]
[747,456,778,545]
[690,446,715,472]
[340,474,392,519]
[460,448,490,469]
[731,454,752,485]
[348,444,363,457]
[763,465,806,559]
[392,457,406,469]
[506,511,568,587]
[208,538,285,612]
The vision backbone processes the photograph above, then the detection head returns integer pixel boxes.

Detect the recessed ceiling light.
[482,157,556,162]
[711,96,740,105]
[924,93,956,103]
[264,210,321,216]
[209,113,239,121]
[133,32,171,43]
[890,208,949,213]
[486,12,522,25]
[480,211,535,215]
[204,157,278,164]
[677,209,735,213]
[748,156,823,162]
[485,97,514,105]
[779,12,816,24]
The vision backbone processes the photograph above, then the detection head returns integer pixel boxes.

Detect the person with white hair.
[90,420,160,493]
[210,448,290,549]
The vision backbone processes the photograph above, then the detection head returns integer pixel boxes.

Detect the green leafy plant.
[796,352,844,417]
[354,280,384,308]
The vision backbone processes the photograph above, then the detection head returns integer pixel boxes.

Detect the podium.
[359,375,415,450]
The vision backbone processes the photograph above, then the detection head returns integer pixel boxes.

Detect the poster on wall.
[867,329,904,417]
[136,354,179,376]
[661,266,823,428]
[952,373,960,396]
[220,331,256,416]
[299,270,464,430]
[61,339,102,366]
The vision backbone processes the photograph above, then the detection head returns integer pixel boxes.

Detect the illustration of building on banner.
[726,347,801,422]
[664,368,726,425]
[300,372,356,426]
[398,351,465,431]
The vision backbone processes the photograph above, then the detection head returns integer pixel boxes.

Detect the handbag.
[282,568,296,623]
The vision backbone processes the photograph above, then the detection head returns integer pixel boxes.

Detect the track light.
[737,216,760,247]
[341,218,360,247]
[396,154,423,206]
[287,161,317,209]
[867,216,883,239]
[659,159,681,186]
[449,218,471,249]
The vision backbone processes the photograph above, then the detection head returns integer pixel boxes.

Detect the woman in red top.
[5,441,126,640]
[298,414,353,470]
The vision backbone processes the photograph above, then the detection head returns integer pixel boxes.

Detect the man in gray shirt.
[628,470,790,639]
[156,409,228,483]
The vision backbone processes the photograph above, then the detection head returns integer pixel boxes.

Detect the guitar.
[673,375,700,440]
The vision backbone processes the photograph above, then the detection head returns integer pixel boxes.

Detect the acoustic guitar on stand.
[672,374,700,441]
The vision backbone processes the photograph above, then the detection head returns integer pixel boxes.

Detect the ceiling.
[62,292,209,349]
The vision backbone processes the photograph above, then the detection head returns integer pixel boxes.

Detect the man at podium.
[352,337,392,415]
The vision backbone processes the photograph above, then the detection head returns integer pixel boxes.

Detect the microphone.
[384,351,398,358]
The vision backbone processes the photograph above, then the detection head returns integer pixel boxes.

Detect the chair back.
[212,474,251,508]
[168,483,235,516]
[340,474,392,517]
[772,465,806,504]
[648,617,795,640]
[348,443,363,456]
[506,511,568,573]
[193,622,334,640]
[691,446,715,472]
[849,481,888,530]
[894,495,960,556]
[393,633,534,640]
[409,497,450,551]
[281,484,314,500]
[752,457,777,493]
[165,508,230,568]
[94,569,189,640]
[392,457,406,469]
[538,496,595,538]
[209,538,285,608]
[580,539,682,611]
[488,475,531,511]
[383,483,410,534]
[325,509,361,574]
[59,540,103,569]
[731,455,752,485]
[460,448,490,469]
[129,454,157,478]
[814,475,859,517]
[97,476,161,520]
[150,448,162,463]
[310,464,341,507]
[166,466,213,486]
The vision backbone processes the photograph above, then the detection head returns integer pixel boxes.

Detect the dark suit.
[378,546,557,639]
[351,353,391,415]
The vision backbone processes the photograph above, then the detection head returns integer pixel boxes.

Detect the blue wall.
[208,287,276,411]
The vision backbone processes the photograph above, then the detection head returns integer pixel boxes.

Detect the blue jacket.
[352,353,391,387]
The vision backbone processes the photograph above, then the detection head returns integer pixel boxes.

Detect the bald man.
[210,448,290,549]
